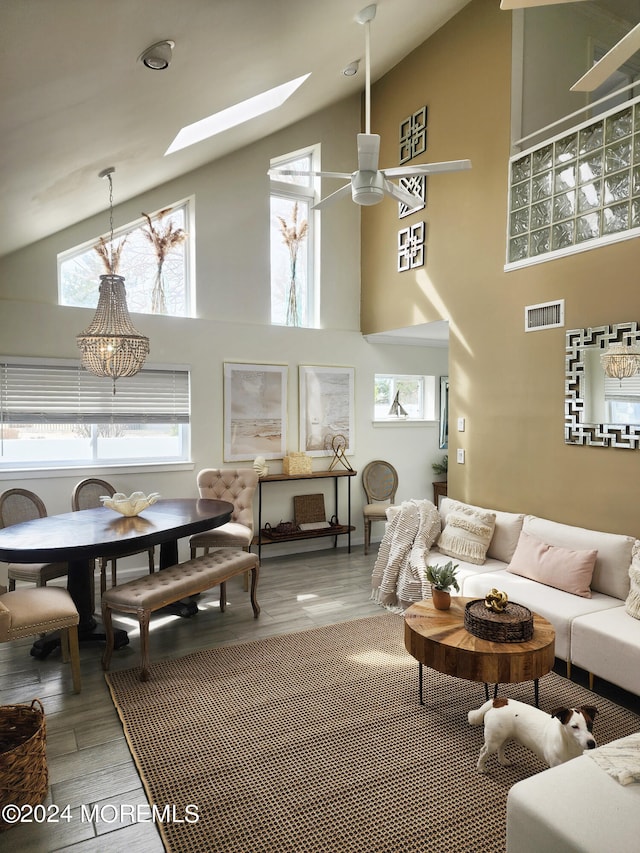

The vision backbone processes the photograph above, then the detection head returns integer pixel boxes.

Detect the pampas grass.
[277,202,308,326]
[141,208,187,314]
[94,234,127,274]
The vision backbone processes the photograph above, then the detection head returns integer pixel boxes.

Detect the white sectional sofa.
[420,497,640,697]
[505,733,640,853]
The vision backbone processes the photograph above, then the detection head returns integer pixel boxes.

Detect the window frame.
[373,373,436,423]
[57,196,196,318]
[269,144,320,328]
[0,357,191,472]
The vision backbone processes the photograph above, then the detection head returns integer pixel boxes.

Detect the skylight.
[165,73,311,155]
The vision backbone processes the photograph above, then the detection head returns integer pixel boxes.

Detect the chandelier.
[600,342,640,380]
[76,167,149,392]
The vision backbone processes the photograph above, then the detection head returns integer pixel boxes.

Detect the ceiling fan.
[500,0,640,92]
[268,3,471,211]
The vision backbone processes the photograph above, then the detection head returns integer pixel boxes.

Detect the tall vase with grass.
[142,208,187,314]
[277,202,308,327]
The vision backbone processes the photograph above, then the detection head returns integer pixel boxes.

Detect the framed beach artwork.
[223,362,287,461]
[299,365,354,457]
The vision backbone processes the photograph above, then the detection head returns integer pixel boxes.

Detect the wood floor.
[1,546,638,852]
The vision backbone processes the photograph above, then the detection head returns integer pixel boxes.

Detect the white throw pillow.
[437,503,496,565]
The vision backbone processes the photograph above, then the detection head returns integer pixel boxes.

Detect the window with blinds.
[0,358,190,469]
[604,372,640,425]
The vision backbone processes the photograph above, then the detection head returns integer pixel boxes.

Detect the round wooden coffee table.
[404,596,555,706]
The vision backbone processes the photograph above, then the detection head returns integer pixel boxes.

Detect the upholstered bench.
[101,550,260,680]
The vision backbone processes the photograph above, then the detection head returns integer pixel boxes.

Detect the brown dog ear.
[580,706,598,729]
[580,705,598,720]
[551,707,571,724]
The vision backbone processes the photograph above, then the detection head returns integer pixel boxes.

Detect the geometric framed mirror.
[565,321,640,448]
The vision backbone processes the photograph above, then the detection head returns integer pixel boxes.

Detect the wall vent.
[525,299,564,332]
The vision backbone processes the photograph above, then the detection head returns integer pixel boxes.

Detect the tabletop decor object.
[464,598,534,643]
[424,560,459,610]
[100,491,161,517]
[484,587,509,612]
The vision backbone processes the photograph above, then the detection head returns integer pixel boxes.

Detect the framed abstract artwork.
[223,362,287,461]
[299,365,354,457]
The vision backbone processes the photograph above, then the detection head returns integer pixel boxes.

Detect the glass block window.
[507,96,640,268]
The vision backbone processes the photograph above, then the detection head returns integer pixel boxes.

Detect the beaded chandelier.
[76,167,149,391]
[600,342,640,381]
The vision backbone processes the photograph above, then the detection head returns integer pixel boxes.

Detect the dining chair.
[361,460,399,555]
[71,478,155,595]
[0,585,81,693]
[0,488,68,591]
[189,469,258,567]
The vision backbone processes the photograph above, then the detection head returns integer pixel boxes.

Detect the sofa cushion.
[462,570,620,661]
[522,515,634,600]
[571,606,640,696]
[439,498,524,564]
[437,502,496,565]
[507,530,597,598]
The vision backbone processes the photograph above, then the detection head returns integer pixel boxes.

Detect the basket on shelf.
[464,600,534,643]
[0,699,48,830]
[294,494,328,531]
[282,452,312,476]
[262,521,300,539]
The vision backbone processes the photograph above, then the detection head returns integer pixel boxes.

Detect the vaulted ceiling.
[0,0,471,259]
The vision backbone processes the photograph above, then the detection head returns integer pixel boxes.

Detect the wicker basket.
[464,600,534,643]
[0,699,48,830]
[283,453,312,475]
[294,494,326,526]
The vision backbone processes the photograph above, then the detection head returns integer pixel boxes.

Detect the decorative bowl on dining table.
[100,491,161,517]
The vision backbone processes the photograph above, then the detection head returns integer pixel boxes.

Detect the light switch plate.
[457,449,465,464]
[457,417,465,432]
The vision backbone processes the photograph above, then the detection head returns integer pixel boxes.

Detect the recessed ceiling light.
[343,60,360,77]
[165,73,311,155]
[139,40,175,70]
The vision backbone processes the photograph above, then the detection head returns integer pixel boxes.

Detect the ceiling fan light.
[139,40,175,70]
[352,170,385,205]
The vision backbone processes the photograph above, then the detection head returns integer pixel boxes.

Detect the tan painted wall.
[361,0,640,537]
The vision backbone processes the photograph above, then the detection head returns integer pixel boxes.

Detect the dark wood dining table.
[0,497,233,657]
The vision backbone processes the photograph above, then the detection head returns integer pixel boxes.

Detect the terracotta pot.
[431,587,451,611]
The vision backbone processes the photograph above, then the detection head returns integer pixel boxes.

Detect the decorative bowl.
[100,491,161,517]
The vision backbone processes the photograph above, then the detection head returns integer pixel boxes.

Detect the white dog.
[468,697,597,773]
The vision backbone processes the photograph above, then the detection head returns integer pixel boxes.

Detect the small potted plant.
[424,561,459,610]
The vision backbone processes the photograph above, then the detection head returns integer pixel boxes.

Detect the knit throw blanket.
[371,499,442,611]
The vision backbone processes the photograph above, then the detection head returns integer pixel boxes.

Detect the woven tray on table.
[464,600,534,643]
[0,699,48,830]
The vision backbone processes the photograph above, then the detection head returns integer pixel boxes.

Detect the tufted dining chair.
[71,478,155,595]
[361,460,399,555]
[189,469,258,568]
[0,584,81,693]
[0,489,68,591]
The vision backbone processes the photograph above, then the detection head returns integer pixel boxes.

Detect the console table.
[256,470,356,559]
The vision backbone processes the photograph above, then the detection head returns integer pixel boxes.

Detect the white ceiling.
[0,0,471,260]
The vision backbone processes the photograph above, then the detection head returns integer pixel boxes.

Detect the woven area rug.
[105,614,640,853]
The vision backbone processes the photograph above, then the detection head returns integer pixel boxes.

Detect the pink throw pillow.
[507,530,597,598]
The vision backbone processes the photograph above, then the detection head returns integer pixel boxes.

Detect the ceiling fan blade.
[571,23,640,92]
[357,134,380,172]
[269,168,352,180]
[382,179,424,208]
[382,159,472,177]
[500,0,587,8]
[312,183,353,210]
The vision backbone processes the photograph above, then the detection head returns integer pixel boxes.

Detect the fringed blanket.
[371,499,442,611]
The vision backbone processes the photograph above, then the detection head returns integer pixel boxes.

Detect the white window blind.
[0,359,190,424]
